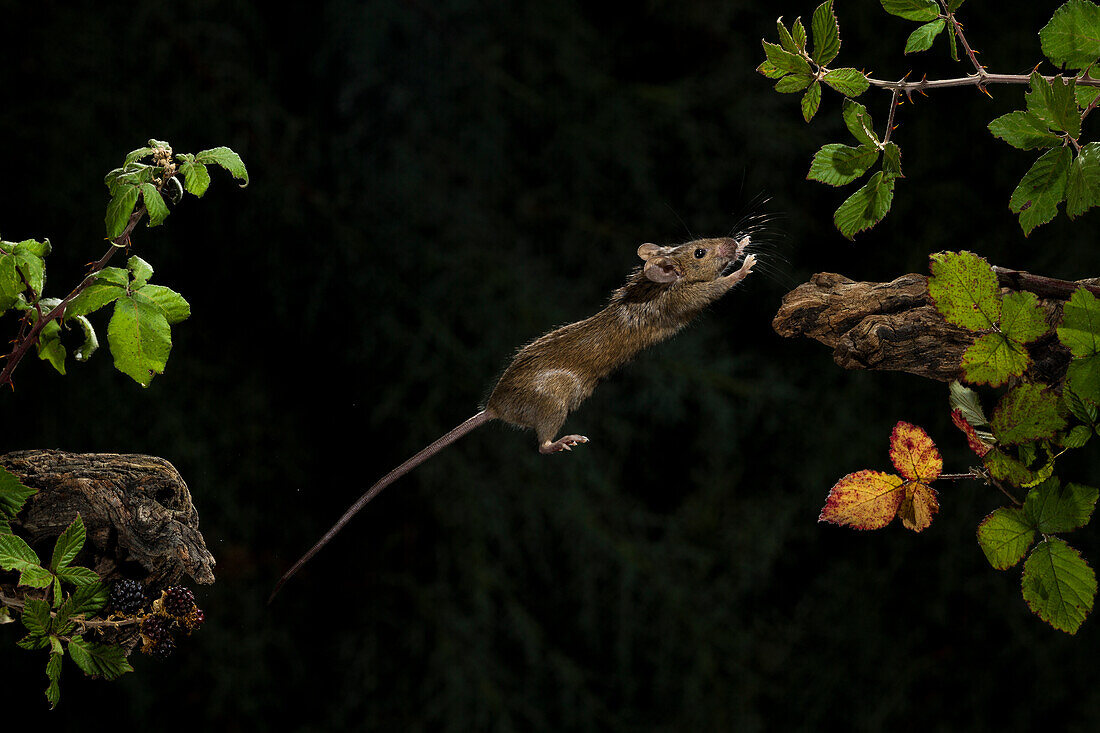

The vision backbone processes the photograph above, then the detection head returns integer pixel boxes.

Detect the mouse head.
[637,236,750,284]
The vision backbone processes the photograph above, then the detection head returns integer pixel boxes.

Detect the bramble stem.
[866,72,1100,94]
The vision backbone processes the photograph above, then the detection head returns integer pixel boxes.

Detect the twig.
[866,72,1100,94]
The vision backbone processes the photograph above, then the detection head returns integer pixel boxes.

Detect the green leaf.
[1062,424,1093,447]
[1063,384,1098,421]
[882,142,903,177]
[927,250,1000,331]
[775,73,813,93]
[55,565,100,586]
[36,319,66,375]
[832,171,894,239]
[1068,355,1100,402]
[880,0,939,22]
[807,143,880,186]
[127,255,153,288]
[49,515,85,573]
[946,15,958,60]
[12,240,47,297]
[69,315,99,362]
[21,597,51,637]
[195,146,249,187]
[1024,478,1098,533]
[1058,287,1100,357]
[999,291,1049,344]
[961,333,1029,387]
[1022,537,1096,634]
[1067,142,1100,218]
[1026,72,1080,138]
[810,1,840,65]
[777,17,799,53]
[67,637,133,680]
[124,146,156,165]
[46,648,62,708]
[949,380,989,427]
[0,465,37,517]
[792,17,807,48]
[138,284,191,325]
[904,18,945,53]
[1076,82,1100,109]
[757,60,786,80]
[65,279,126,319]
[842,99,878,146]
[140,183,169,227]
[822,68,869,96]
[801,81,822,122]
[0,518,10,535]
[1040,0,1100,70]
[763,40,811,74]
[178,160,212,197]
[991,384,1067,445]
[67,581,108,617]
[977,507,1036,570]
[105,185,141,239]
[1010,146,1072,236]
[0,533,52,587]
[988,110,1064,150]
[946,0,965,11]
[107,292,173,387]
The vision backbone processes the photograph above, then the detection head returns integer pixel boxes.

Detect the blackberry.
[149,635,176,659]
[182,607,205,634]
[109,579,145,615]
[140,615,171,645]
[162,585,195,617]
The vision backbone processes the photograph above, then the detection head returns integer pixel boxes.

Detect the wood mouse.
[270,235,755,601]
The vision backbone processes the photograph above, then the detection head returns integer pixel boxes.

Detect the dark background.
[2,0,1099,730]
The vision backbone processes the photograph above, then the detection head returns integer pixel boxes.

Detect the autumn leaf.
[890,421,943,482]
[951,408,992,457]
[898,482,940,532]
[819,470,906,529]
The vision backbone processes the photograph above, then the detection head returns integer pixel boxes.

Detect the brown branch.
[865,72,1100,94]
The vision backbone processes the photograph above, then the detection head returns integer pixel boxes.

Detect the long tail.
[269,410,494,602]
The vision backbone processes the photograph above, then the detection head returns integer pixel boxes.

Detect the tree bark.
[0,450,215,588]
[772,269,1083,384]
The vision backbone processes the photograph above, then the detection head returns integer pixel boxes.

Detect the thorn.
[980,85,993,99]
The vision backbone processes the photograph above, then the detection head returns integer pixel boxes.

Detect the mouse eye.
[693,248,707,259]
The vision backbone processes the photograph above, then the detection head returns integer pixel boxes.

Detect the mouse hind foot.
[540,434,590,454]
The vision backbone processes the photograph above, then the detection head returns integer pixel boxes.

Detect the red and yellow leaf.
[898,482,940,532]
[889,421,943,482]
[819,470,906,530]
[951,408,992,457]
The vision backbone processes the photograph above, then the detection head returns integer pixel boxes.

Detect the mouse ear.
[644,256,682,283]
[637,243,665,261]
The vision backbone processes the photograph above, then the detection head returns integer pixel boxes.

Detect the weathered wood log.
[772,269,1076,383]
[0,450,214,588]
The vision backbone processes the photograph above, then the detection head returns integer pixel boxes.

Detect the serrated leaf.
[947,15,958,60]
[1067,142,1100,218]
[777,17,799,53]
[882,142,902,177]
[55,565,100,586]
[21,597,51,637]
[178,160,212,197]
[947,0,965,10]
[880,0,939,22]
[807,143,879,186]
[991,384,1067,445]
[0,465,36,517]
[810,1,840,65]
[897,482,939,532]
[998,292,1049,348]
[951,408,992,456]
[842,98,878,146]
[1040,0,1100,70]
[1024,477,1098,533]
[1058,287,1100,357]
[0,518,10,535]
[124,147,156,165]
[888,421,942,482]
[1069,355,1100,402]
[1063,384,1098,421]
[793,17,807,48]
[46,649,62,708]
[801,81,822,122]
[108,292,173,387]
[757,59,788,80]
[67,637,133,680]
[195,146,249,187]
[962,333,1030,387]
[833,170,894,239]
[949,380,989,426]
[127,255,153,288]
[1063,424,1093,447]
[1026,72,1080,138]
[977,507,1036,569]
[1076,82,1100,109]
[36,320,66,375]
[1010,146,1072,236]
[818,470,905,529]
[822,68,869,96]
[140,183,169,227]
[138,284,190,325]
[65,279,125,319]
[1022,537,1096,633]
[775,73,813,93]
[68,581,108,617]
[985,447,1039,487]
[988,110,1063,150]
[49,515,85,573]
[0,533,48,586]
[69,315,98,362]
[927,250,1001,330]
[105,185,141,239]
[904,18,945,53]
